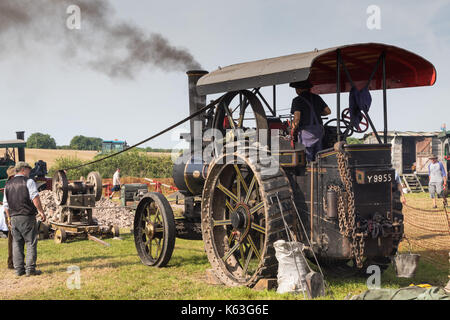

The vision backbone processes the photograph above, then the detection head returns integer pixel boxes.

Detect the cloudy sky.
[0,0,449,149]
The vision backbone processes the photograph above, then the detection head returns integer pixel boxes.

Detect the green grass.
[0,230,447,300]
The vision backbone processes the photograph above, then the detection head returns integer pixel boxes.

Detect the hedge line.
[49,150,173,180]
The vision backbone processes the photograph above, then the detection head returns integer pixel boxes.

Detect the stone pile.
[94,197,135,229]
[39,190,134,229]
[39,190,59,221]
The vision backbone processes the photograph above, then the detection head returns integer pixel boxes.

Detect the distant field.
[4,148,173,168]
[24,148,98,168]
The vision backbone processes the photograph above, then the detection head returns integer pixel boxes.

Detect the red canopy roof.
[196,43,436,95]
[310,43,436,94]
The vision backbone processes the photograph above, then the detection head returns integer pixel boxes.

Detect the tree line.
[25,132,171,152]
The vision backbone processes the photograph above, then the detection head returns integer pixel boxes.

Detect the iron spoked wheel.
[52,170,68,205]
[54,228,67,244]
[341,108,369,133]
[202,148,295,287]
[87,171,103,201]
[211,90,269,154]
[134,192,175,268]
[324,118,354,137]
[213,90,268,133]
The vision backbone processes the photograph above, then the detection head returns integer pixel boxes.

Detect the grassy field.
[0,229,447,300]
[0,192,447,300]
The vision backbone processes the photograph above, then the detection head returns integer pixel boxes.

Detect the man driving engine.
[290,80,331,162]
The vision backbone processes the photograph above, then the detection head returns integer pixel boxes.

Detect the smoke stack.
[16,131,25,162]
[187,70,208,152]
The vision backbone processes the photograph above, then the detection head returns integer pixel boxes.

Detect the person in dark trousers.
[3,162,46,277]
[4,166,16,269]
[290,80,331,162]
[427,155,447,208]
[109,168,121,199]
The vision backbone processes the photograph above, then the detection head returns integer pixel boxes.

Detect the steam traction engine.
[133,43,436,287]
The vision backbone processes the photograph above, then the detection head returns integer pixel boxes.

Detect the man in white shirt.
[428,155,447,208]
[109,168,121,199]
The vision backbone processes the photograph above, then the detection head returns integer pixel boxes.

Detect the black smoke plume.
[0,0,201,78]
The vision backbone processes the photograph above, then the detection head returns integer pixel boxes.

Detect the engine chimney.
[186,70,208,152]
[16,131,25,162]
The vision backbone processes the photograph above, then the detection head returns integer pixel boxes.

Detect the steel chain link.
[327,145,365,268]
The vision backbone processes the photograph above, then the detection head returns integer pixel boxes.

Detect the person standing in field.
[395,171,407,205]
[428,155,447,208]
[3,162,46,276]
[3,166,16,269]
[109,168,121,199]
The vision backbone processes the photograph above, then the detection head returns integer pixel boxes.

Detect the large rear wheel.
[201,148,296,287]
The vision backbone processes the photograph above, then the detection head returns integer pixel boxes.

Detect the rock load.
[39,190,134,229]
[94,197,135,228]
[39,190,59,221]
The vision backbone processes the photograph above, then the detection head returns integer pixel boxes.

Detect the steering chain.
[329,142,365,268]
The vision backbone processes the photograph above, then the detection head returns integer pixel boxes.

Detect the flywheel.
[87,171,103,201]
[52,170,68,205]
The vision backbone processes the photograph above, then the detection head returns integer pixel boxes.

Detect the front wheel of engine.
[134,192,176,267]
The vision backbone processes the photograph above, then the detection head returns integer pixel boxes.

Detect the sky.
[0,0,449,149]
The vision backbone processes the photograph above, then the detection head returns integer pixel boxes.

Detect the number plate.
[355,169,395,184]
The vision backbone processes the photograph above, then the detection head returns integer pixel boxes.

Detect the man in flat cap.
[3,162,46,276]
[290,80,331,162]
[427,155,447,208]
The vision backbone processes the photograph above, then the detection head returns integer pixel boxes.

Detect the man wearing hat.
[428,155,447,208]
[290,80,331,162]
[3,161,46,276]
